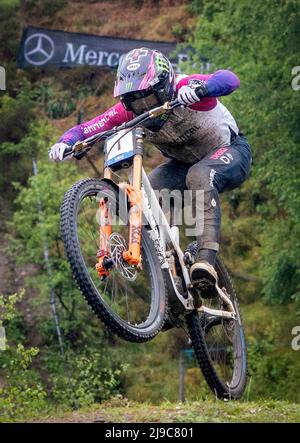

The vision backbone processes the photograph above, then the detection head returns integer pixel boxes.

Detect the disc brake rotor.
[108,232,137,281]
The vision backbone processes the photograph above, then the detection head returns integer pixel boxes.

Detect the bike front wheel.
[61,179,168,343]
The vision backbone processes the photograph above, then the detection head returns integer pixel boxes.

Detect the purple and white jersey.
[59,70,240,163]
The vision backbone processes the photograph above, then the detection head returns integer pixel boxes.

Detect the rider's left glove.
[177,81,208,105]
[48,142,72,162]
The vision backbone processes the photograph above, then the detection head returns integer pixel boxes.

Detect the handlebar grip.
[194,86,206,99]
[63,145,74,158]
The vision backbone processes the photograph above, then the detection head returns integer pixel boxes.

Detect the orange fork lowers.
[122,154,143,268]
[122,185,142,267]
[95,195,112,279]
[96,152,143,278]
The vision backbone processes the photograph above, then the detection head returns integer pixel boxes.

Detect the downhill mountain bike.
[60,97,247,399]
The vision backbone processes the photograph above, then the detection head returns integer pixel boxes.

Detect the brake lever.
[149,102,171,118]
[70,140,87,160]
[73,139,88,152]
[149,100,181,118]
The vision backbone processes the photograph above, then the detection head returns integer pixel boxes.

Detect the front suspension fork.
[96,168,113,279]
[96,153,143,278]
[122,154,143,268]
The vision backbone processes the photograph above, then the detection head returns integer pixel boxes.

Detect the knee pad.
[186,164,212,192]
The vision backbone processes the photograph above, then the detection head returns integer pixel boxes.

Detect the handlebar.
[65,87,203,159]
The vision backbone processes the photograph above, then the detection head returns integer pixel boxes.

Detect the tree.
[0,289,48,422]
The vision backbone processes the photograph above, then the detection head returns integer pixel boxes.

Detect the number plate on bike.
[104,130,136,170]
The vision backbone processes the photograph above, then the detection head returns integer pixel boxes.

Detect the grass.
[35,398,300,423]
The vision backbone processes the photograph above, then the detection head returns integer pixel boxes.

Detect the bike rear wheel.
[61,179,167,342]
[186,250,247,399]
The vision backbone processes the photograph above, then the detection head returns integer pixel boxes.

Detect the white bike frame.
[125,167,237,320]
[102,126,236,321]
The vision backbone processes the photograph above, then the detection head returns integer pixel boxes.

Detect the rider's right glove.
[177,81,208,106]
[48,142,72,162]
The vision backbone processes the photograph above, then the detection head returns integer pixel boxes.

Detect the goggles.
[121,90,163,115]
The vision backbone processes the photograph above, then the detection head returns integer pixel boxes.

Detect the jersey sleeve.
[205,70,240,97]
[58,102,134,145]
[176,70,240,111]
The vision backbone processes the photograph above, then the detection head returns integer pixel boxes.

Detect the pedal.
[189,278,218,301]
[192,277,218,299]
[192,277,213,289]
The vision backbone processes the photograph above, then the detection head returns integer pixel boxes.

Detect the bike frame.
[71,103,237,320]
[101,134,236,320]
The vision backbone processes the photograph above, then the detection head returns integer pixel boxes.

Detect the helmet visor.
[122,90,162,115]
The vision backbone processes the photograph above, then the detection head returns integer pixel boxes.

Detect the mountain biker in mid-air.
[49,47,252,299]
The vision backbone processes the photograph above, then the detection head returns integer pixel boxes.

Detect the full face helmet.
[114,48,176,115]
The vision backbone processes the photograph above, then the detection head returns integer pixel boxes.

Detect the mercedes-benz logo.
[24,33,55,66]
